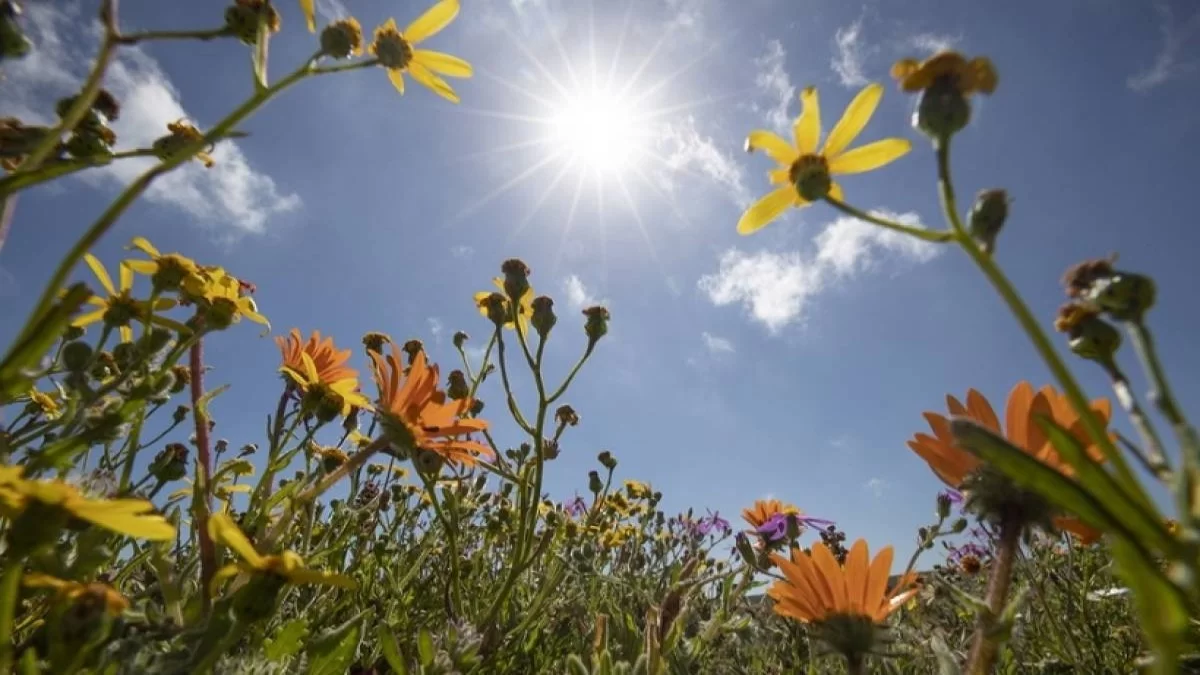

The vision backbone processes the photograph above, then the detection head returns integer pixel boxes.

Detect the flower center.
[103,295,142,329]
[788,154,831,201]
[374,30,413,70]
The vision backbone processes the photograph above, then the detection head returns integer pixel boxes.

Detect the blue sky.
[2,0,1199,562]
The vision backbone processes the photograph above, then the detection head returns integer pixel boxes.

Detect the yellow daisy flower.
[123,236,201,292]
[368,0,473,103]
[72,253,180,343]
[890,51,997,97]
[23,573,130,616]
[26,388,61,420]
[182,266,269,330]
[208,512,356,590]
[739,84,911,235]
[0,465,175,541]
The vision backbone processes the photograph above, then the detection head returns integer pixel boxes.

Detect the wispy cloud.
[427,317,444,342]
[451,245,475,260]
[832,17,872,88]
[563,274,597,309]
[907,32,961,54]
[865,477,887,498]
[656,115,749,207]
[701,331,735,354]
[1,4,299,235]
[1128,0,1200,92]
[698,211,940,332]
[754,40,795,132]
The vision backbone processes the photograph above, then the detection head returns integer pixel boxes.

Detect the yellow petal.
[125,259,158,275]
[84,254,116,296]
[822,83,883,158]
[827,181,844,204]
[863,545,894,615]
[408,62,460,103]
[300,352,320,384]
[119,326,133,344]
[405,0,458,44]
[22,573,69,591]
[208,513,266,569]
[412,50,472,78]
[71,308,106,328]
[299,0,316,32]
[793,86,820,155]
[119,262,133,292]
[745,130,798,166]
[827,138,910,175]
[130,236,160,258]
[736,186,796,236]
[74,501,175,541]
[387,68,406,95]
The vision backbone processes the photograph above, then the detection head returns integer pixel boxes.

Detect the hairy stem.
[967,510,1021,675]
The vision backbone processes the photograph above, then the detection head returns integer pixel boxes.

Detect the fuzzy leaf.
[417,628,436,666]
[307,612,364,675]
[265,618,309,661]
[566,654,590,675]
[378,625,407,675]
[1110,537,1188,675]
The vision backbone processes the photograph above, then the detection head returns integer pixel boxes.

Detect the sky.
[2,0,1199,563]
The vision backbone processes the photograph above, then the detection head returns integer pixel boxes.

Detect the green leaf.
[306,611,364,675]
[417,628,435,666]
[264,618,308,661]
[1036,415,1176,556]
[1110,537,1188,675]
[929,634,962,675]
[0,282,89,400]
[566,654,590,675]
[378,625,407,675]
[195,383,230,421]
[252,13,270,91]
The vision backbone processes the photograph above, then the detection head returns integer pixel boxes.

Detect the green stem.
[934,138,1151,513]
[1128,320,1200,473]
[547,343,595,404]
[420,471,463,617]
[0,150,159,197]
[1106,365,1171,481]
[825,197,955,243]
[115,27,233,44]
[494,329,534,434]
[0,561,21,673]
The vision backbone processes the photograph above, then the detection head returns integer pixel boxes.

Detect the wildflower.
[757,512,835,543]
[26,388,61,419]
[768,540,918,667]
[474,278,534,332]
[890,52,997,137]
[624,480,652,500]
[318,17,363,58]
[741,498,800,529]
[315,445,350,473]
[907,382,1112,540]
[208,513,354,603]
[564,495,588,518]
[695,510,730,536]
[23,573,129,616]
[225,0,281,44]
[369,343,493,467]
[1063,259,1156,322]
[362,331,392,354]
[277,329,370,417]
[152,119,215,167]
[182,266,268,330]
[739,84,911,235]
[0,465,174,551]
[72,254,180,343]
[149,442,189,482]
[123,236,201,293]
[1055,302,1122,364]
[958,554,983,575]
[369,0,472,103]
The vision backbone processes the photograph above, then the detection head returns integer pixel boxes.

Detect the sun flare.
[548,88,646,173]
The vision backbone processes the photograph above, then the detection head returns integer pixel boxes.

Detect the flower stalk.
[966,509,1021,675]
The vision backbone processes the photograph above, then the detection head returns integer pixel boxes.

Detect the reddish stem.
[190,338,216,612]
[967,510,1022,674]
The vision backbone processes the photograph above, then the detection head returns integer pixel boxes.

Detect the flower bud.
[582,306,610,346]
[735,533,758,569]
[414,448,445,475]
[555,405,579,427]
[500,259,531,304]
[480,292,508,327]
[402,339,424,364]
[936,492,953,520]
[447,370,469,400]
[301,386,344,424]
[342,407,360,433]
[597,450,617,470]
[173,405,190,424]
[588,470,603,494]
[543,439,560,461]
[231,572,287,623]
[967,189,1008,254]
[469,399,485,416]
[64,127,115,161]
[453,331,469,349]
[362,331,391,355]
[530,296,556,339]
[238,443,258,457]
[62,341,94,372]
[150,443,189,482]
[319,17,363,59]
[1086,272,1156,322]
[0,0,32,61]
[914,77,970,138]
[951,518,968,534]
[223,0,281,45]
[63,325,86,341]
[1054,303,1121,364]
[141,327,174,356]
[112,342,137,370]
[319,447,349,473]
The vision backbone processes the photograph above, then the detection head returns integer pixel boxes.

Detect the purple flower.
[755,513,835,543]
[940,489,964,505]
[694,510,731,536]
[564,495,588,518]
[948,542,990,563]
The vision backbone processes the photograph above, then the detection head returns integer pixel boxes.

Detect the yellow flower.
[23,573,130,616]
[768,539,918,624]
[739,84,911,235]
[155,119,215,167]
[26,388,61,419]
[0,465,175,541]
[473,278,534,332]
[277,328,371,416]
[208,512,355,589]
[123,236,201,292]
[182,265,269,330]
[368,0,473,103]
[890,52,997,97]
[73,253,181,343]
[623,479,652,500]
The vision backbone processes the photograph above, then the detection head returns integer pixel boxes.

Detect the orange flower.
[907,381,1112,542]
[767,539,917,624]
[741,498,800,529]
[369,343,493,467]
[276,328,370,416]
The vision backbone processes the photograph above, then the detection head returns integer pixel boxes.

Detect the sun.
[548,87,647,173]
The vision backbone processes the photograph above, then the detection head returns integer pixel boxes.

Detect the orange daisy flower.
[907,381,1112,543]
[276,328,370,416]
[767,539,917,624]
[369,343,493,468]
[741,498,801,529]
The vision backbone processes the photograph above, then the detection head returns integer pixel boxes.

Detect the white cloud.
[428,318,444,341]
[754,40,795,132]
[1,4,299,234]
[699,250,824,334]
[1128,0,1200,92]
[832,17,872,88]
[450,245,475,260]
[656,115,749,207]
[562,274,597,309]
[699,210,941,332]
[908,32,960,54]
[865,478,887,498]
[314,0,350,22]
[701,331,734,354]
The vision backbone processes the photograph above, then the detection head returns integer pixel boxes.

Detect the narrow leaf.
[377,625,407,675]
[417,628,435,666]
[307,612,364,675]
[265,618,308,661]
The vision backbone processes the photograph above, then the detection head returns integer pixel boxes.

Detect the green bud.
[967,189,1008,254]
[542,439,560,461]
[597,450,617,470]
[150,443,189,482]
[223,1,280,45]
[588,470,603,494]
[63,325,86,342]
[414,448,445,475]
[231,572,287,623]
[0,1,32,61]
[447,370,470,400]
[530,296,556,339]
[936,493,953,520]
[951,518,968,534]
[1066,314,1122,364]
[1086,272,1156,322]
[500,259,531,305]
[141,327,174,356]
[582,306,610,346]
[112,342,137,370]
[453,331,469,349]
[172,405,190,425]
[470,399,485,416]
[62,341,94,372]
[481,292,508,327]
[64,128,114,161]
[915,76,971,138]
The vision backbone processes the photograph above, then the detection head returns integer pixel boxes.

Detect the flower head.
[741,498,800,529]
[907,382,1112,541]
[739,84,910,235]
[369,0,472,103]
[756,512,835,543]
[208,512,354,589]
[23,573,130,616]
[182,265,269,331]
[277,329,370,417]
[369,343,493,468]
[26,388,61,419]
[321,17,364,58]
[153,119,214,167]
[73,253,180,343]
[123,236,201,293]
[890,52,997,97]
[474,277,534,332]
